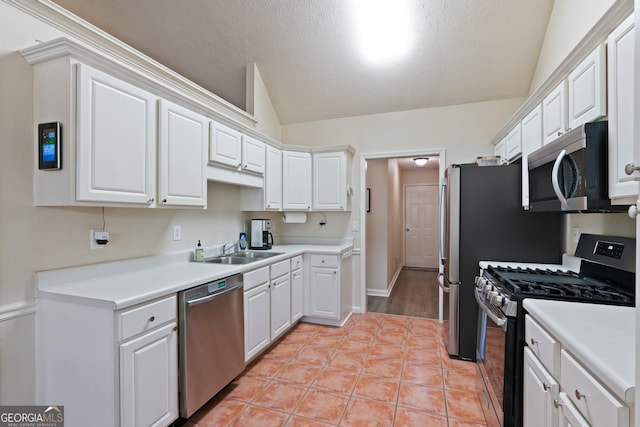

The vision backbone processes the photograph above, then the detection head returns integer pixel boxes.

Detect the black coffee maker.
[249,219,273,249]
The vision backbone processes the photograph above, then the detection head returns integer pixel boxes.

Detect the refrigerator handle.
[438,177,448,265]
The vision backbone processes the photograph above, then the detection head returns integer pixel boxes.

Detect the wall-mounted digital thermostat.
[38,122,61,170]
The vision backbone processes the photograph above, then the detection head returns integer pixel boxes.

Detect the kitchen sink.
[231,251,284,259]
[202,252,284,265]
[203,256,254,265]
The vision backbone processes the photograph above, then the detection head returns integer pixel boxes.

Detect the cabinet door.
[76,64,157,204]
[521,105,543,209]
[505,124,522,162]
[543,81,568,145]
[308,267,339,319]
[265,146,283,210]
[158,100,207,207]
[270,273,292,340]
[568,43,606,130]
[608,14,637,204]
[241,135,266,174]
[209,120,242,168]
[120,322,178,427]
[557,393,590,427]
[244,283,271,362]
[494,138,506,162]
[283,151,312,210]
[523,348,559,427]
[313,151,347,210]
[291,268,303,322]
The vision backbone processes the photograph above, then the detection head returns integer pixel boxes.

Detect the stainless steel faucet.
[221,241,237,256]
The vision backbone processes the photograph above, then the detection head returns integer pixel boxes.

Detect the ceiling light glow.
[352,0,412,64]
[414,157,428,166]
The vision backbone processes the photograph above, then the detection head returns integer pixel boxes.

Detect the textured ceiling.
[52,0,554,124]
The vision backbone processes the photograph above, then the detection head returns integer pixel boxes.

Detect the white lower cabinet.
[304,252,352,326]
[243,257,303,363]
[523,348,559,427]
[270,259,292,340]
[37,295,178,427]
[291,256,304,322]
[120,322,178,427]
[524,315,630,427]
[243,266,271,362]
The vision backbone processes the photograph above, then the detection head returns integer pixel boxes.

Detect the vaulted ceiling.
[52,0,554,124]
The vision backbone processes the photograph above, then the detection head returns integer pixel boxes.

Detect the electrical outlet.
[173,225,182,241]
[352,220,359,232]
[572,227,580,243]
[90,230,107,249]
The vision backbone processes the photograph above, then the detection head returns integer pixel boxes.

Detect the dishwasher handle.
[186,282,243,307]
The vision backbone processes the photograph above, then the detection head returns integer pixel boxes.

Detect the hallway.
[367,268,440,319]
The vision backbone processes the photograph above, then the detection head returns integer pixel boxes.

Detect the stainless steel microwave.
[528,121,624,212]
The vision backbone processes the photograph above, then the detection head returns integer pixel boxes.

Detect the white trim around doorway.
[359,148,446,320]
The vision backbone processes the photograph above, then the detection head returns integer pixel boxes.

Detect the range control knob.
[483,284,493,294]
[487,291,499,301]
[490,294,505,307]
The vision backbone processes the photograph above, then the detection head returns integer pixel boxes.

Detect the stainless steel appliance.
[250,218,273,250]
[475,234,635,427]
[178,274,244,418]
[528,121,625,212]
[439,163,562,360]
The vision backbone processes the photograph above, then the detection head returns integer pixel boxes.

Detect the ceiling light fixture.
[414,157,428,166]
[352,0,413,64]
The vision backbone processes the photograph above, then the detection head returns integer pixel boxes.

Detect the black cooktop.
[485,265,634,306]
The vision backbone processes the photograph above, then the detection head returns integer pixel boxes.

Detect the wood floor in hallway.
[367,268,440,319]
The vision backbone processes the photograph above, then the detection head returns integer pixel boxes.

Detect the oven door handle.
[437,273,449,292]
[551,149,568,206]
[474,288,507,330]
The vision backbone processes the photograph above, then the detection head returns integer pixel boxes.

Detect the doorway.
[405,184,438,269]
[360,150,446,320]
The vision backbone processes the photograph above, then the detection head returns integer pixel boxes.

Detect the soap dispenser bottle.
[194,240,204,261]
[239,232,248,251]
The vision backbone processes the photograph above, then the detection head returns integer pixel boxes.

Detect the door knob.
[625,162,640,175]
[406,228,409,232]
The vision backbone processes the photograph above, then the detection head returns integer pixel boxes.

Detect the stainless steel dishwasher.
[178,273,244,418]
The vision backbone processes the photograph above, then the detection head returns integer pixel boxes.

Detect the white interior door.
[405,185,438,268]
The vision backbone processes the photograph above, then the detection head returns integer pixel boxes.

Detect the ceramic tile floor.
[184,313,488,427]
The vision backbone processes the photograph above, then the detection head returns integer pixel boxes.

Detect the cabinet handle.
[575,389,588,400]
[530,338,537,346]
[148,197,155,203]
[149,316,155,322]
[162,198,167,203]
[243,164,248,169]
[557,131,563,137]
[173,326,178,332]
[542,382,549,391]
[553,399,562,409]
[624,162,640,175]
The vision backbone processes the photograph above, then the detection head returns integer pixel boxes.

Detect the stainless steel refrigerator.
[439,162,562,361]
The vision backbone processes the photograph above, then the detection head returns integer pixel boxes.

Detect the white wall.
[387,159,403,284]
[246,63,282,141]
[529,0,617,93]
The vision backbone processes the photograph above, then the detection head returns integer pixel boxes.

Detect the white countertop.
[523,299,635,405]
[35,243,352,310]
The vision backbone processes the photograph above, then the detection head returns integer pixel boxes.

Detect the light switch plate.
[351,220,359,232]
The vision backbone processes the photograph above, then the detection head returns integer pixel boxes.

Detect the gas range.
[474,234,635,427]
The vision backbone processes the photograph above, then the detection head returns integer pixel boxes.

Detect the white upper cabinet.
[567,43,606,129]
[209,121,242,168]
[283,151,312,210]
[505,124,522,162]
[265,146,283,210]
[241,135,266,174]
[520,105,543,209]
[607,14,637,205]
[542,81,568,145]
[76,64,158,205]
[313,151,350,211]
[494,137,507,162]
[158,100,207,207]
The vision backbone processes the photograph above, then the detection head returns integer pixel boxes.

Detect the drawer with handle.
[117,295,177,341]
[525,315,560,377]
[310,254,338,268]
[560,349,629,427]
